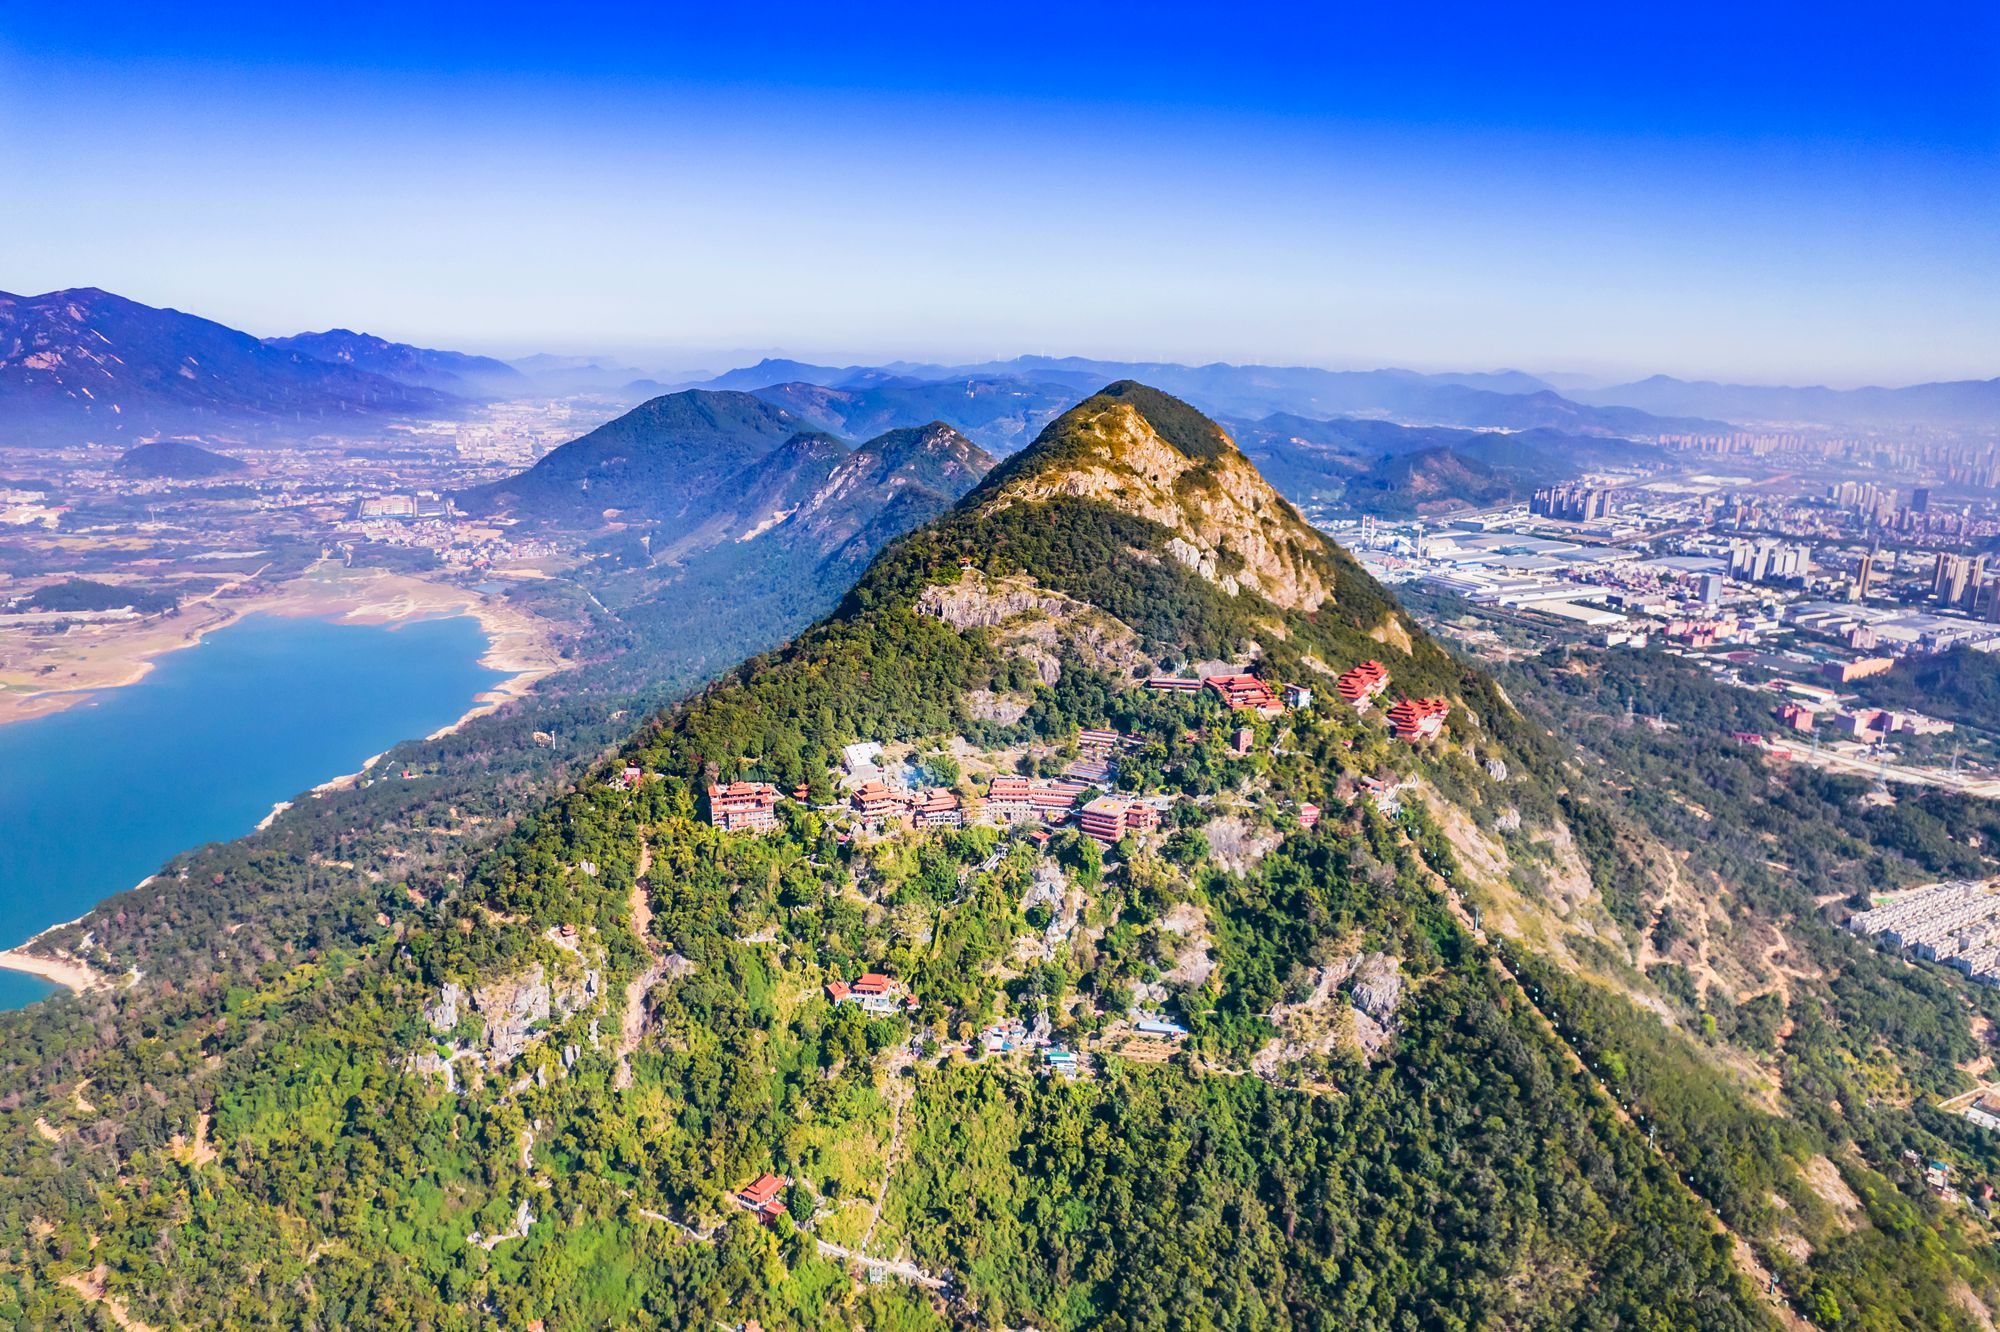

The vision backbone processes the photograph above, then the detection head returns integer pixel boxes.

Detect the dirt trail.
[858,1073,910,1256]
[61,1267,159,1332]
[171,1111,217,1166]
[615,838,664,1091]
[814,1236,947,1290]
[631,839,655,942]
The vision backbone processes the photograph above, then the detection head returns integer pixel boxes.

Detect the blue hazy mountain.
[457,389,994,562]
[1228,412,1656,515]
[748,376,1079,453]
[1578,373,2000,430]
[264,329,525,399]
[112,439,249,480]
[0,288,456,445]
[697,353,1724,437]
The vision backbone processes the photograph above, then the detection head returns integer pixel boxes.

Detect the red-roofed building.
[912,787,963,829]
[737,1173,789,1223]
[1028,781,1086,817]
[851,780,904,826]
[708,782,780,832]
[985,776,1083,823]
[1335,660,1391,709]
[1079,798,1129,844]
[1146,675,1203,693]
[986,775,1032,818]
[1204,673,1284,716]
[830,971,907,1016]
[620,764,645,789]
[1386,697,1451,743]
[1298,802,1320,830]
[1080,798,1159,843]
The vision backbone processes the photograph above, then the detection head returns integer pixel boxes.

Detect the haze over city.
[5,1,1996,384]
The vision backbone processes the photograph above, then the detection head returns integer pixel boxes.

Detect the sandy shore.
[0,566,574,989]
[0,562,568,731]
[0,946,105,995]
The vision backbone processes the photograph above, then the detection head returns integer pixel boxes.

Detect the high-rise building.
[1911,486,1932,513]
[1934,553,1978,607]
[1530,485,1613,522]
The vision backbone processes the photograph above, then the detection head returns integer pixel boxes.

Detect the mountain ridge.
[8,379,1989,1329]
[1579,371,2000,429]
[265,328,526,398]
[0,287,458,445]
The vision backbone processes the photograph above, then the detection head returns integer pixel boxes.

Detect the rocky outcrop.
[1254,950,1405,1078]
[419,960,603,1076]
[981,399,1334,612]
[918,570,1145,687]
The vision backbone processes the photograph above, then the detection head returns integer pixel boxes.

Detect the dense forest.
[1,385,1995,1328]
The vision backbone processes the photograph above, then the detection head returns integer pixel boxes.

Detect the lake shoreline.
[0,561,568,732]
[0,909,108,996]
[0,607,546,1010]
[0,946,105,995]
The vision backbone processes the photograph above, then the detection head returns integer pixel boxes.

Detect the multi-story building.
[850,781,904,827]
[1204,673,1284,716]
[1079,798,1129,844]
[1531,485,1613,522]
[911,787,963,829]
[1335,660,1392,708]
[1386,697,1451,743]
[708,781,780,833]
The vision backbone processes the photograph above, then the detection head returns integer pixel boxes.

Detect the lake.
[0,613,507,1009]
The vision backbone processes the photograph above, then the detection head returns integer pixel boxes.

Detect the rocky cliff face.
[979,388,1335,612]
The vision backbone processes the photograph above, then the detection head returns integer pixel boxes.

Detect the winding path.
[615,838,664,1091]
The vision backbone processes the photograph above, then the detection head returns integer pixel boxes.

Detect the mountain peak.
[853,419,982,465]
[975,381,1335,611]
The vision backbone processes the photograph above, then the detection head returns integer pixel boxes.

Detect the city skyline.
[4,1,1996,386]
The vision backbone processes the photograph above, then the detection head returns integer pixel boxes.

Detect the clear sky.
[3,2,1995,386]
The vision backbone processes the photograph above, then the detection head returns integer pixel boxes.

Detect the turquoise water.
[0,613,506,1009]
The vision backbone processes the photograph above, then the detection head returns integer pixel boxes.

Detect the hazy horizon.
[4,2,1995,387]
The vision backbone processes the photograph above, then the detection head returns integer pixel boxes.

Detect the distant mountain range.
[5,284,1991,454]
[1226,413,1652,517]
[458,388,995,570]
[748,377,1077,453]
[510,352,655,396]
[264,329,525,399]
[1575,373,2000,431]
[693,355,1729,440]
[0,288,456,446]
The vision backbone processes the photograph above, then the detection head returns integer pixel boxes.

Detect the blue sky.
[3,2,1995,385]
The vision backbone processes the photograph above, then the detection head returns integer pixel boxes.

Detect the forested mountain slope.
[748,377,1078,454]
[2,384,1992,1330]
